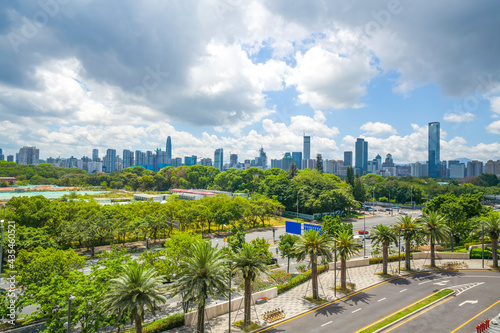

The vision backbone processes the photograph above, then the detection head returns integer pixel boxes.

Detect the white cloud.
[486,121,500,135]
[360,122,397,136]
[489,96,500,115]
[443,112,476,123]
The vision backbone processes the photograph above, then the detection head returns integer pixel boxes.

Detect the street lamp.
[296,189,303,223]
[333,240,337,298]
[482,225,485,269]
[398,229,405,275]
[228,261,236,333]
[410,186,413,210]
[363,206,367,258]
[372,186,376,206]
[65,293,76,333]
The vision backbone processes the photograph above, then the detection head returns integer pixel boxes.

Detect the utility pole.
[334,241,337,298]
[158,201,161,246]
[482,225,485,268]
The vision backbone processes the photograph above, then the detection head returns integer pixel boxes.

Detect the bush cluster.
[470,247,499,259]
[369,253,409,265]
[123,313,184,333]
[277,264,328,294]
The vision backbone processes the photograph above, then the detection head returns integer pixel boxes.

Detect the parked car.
[358,230,371,238]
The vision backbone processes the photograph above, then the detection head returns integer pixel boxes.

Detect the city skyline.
[1,2,500,164]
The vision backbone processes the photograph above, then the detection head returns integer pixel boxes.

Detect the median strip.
[355,289,454,333]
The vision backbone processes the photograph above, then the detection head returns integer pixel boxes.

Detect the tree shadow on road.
[342,291,374,306]
[314,302,345,317]
[388,277,411,285]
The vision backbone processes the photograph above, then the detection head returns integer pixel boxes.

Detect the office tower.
[282,152,294,171]
[88,161,103,174]
[343,151,353,167]
[229,154,238,168]
[200,158,212,167]
[292,152,303,170]
[375,154,382,169]
[428,122,440,178]
[449,163,465,179]
[303,135,311,160]
[92,149,99,161]
[18,146,40,166]
[7,155,13,162]
[355,138,368,175]
[214,148,223,171]
[466,160,483,177]
[166,136,172,160]
[184,156,194,166]
[271,159,283,169]
[123,149,134,169]
[259,147,267,170]
[0,148,4,161]
[104,149,116,173]
[382,153,394,168]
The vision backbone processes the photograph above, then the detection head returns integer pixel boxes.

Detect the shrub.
[470,247,499,259]
[267,270,292,285]
[277,264,328,294]
[296,264,306,273]
[123,313,184,333]
[369,253,409,265]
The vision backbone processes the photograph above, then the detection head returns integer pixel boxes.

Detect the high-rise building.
[303,135,311,160]
[18,146,40,166]
[428,122,440,178]
[0,148,4,161]
[92,149,99,161]
[200,158,212,167]
[103,149,116,173]
[7,155,14,162]
[449,163,465,179]
[466,160,483,177]
[88,161,103,174]
[259,147,267,170]
[271,159,283,169]
[214,148,223,171]
[230,154,238,168]
[123,149,134,169]
[485,160,500,176]
[166,136,172,160]
[343,151,353,167]
[292,152,302,170]
[382,153,394,168]
[283,152,294,171]
[355,138,368,175]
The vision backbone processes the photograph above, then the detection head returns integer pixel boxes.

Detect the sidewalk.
[162,258,491,333]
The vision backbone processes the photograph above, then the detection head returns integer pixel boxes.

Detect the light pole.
[372,187,376,206]
[482,225,485,269]
[398,229,405,275]
[158,201,161,246]
[410,186,413,210]
[65,293,76,333]
[228,261,235,333]
[363,207,367,258]
[334,240,337,298]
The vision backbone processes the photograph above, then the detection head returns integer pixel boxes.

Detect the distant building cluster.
[1,122,499,179]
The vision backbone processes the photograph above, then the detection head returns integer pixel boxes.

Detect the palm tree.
[233,243,269,327]
[172,241,228,333]
[371,224,398,275]
[294,229,334,300]
[482,212,500,268]
[396,215,420,271]
[335,230,361,290]
[104,261,167,333]
[421,211,450,267]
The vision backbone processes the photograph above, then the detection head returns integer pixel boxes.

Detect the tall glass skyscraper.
[428,122,440,178]
[166,136,172,160]
[214,148,223,171]
[343,151,353,167]
[303,135,310,160]
[355,138,368,175]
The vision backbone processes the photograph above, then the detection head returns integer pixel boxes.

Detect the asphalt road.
[256,270,500,333]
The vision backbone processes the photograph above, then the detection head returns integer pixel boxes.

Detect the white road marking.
[378,298,387,302]
[433,280,449,286]
[321,321,333,327]
[400,289,407,293]
[459,300,478,307]
[352,308,362,313]
[418,280,433,285]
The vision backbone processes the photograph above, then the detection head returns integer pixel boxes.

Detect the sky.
[0,0,500,164]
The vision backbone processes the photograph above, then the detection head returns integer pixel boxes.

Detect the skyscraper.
[259,147,267,170]
[343,151,353,167]
[18,146,39,166]
[230,154,238,168]
[104,149,116,173]
[303,135,311,160]
[166,136,172,160]
[92,149,99,161]
[214,148,223,171]
[283,152,294,171]
[0,148,4,161]
[123,149,134,169]
[292,152,302,170]
[355,138,368,175]
[428,122,440,178]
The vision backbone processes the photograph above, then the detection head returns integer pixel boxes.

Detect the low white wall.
[412,251,469,260]
[329,258,370,269]
[184,287,278,326]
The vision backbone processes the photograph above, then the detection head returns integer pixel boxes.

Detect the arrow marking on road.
[352,308,362,313]
[433,280,449,286]
[378,298,386,302]
[400,289,407,293]
[321,321,332,327]
[459,300,478,307]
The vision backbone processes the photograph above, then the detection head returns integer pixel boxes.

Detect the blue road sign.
[285,221,301,235]
[304,223,322,234]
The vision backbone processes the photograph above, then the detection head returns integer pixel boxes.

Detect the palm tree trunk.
[430,236,435,267]
[197,302,205,333]
[134,313,143,333]
[340,257,346,290]
[287,257,290,274]
[311,254,318,300]
[382,244,388,275]
[405,237,411,271]
[244,275,252,326]
[492,236,498,269]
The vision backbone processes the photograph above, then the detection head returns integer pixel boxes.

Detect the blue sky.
[0,0,499,164]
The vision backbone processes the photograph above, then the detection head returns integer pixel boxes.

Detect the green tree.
[396,215,420,271]
[346,166,354,187]
[421,211,451,267]
[288,162,298,179]
[228,222,246,252]
[353,177,366,202]
[250,237,273,264]
[336,230,361,290]
[322,216,352,238]
[316,154,323,173]
[105,261,167,333]
[482,212,500,268]
[233,243,269,327]
[371,224,398,275]
[294,230,334,301]
[278,233,299,273]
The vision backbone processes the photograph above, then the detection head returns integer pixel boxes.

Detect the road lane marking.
[385,297,452,332]
[352,308,362,313]
[459,300,478,306]
[451,299,500,332]
[321,321,332,327]
[378,298,386,302]
[433,280,449,286]
[400,289,407,292]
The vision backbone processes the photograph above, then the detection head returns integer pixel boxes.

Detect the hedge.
[369,253,409,265]
[123,313,184,333]
[277,264,328,294]
[470,247,499,259]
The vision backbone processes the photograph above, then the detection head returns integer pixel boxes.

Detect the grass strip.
[358,289,454,333]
